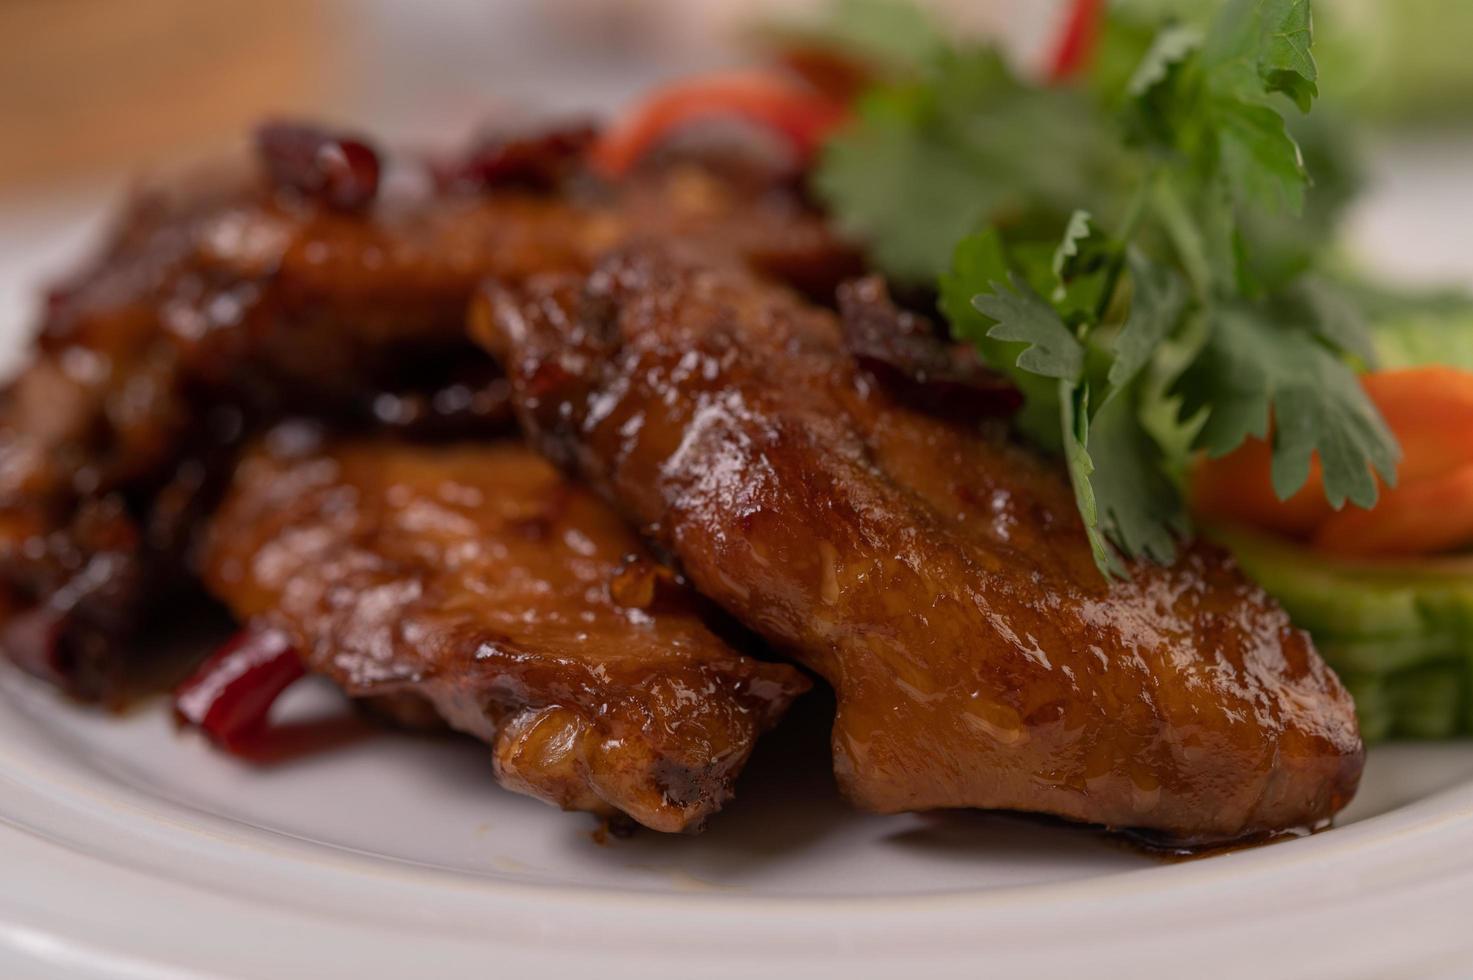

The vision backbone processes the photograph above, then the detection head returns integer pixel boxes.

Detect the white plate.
[3,140,1473,979]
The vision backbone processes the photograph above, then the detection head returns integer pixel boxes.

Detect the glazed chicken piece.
[475,243,1364,845]
[0,121,855,700]
[202,426,808,831]
[0,171,563,698]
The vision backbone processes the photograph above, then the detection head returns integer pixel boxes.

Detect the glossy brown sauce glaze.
[202,426,808,831]
[474,241,1363,846]
[0,139,856,700]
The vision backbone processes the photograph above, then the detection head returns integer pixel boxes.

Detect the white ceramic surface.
[2,140,1473,979]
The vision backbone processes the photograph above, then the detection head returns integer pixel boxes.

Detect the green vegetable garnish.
[812,0,1401,577]
[1360,283,1473,373]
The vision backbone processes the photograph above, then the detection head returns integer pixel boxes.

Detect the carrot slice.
[1190,437,1333,540]
[589,70,848,179]
[1192,367,1473,554]
[1313,462,1473,557]
[1362,367,1473,483]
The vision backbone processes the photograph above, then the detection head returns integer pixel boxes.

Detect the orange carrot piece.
[1191,367,1473,554]
[1362,367,1473,483]
[1312,462,1473,557]
[1190,437,1333,540]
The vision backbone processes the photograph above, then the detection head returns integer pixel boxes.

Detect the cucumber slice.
[1384,661,1466,740]
[1318,633,1464,677]
[1216,526,1473,639]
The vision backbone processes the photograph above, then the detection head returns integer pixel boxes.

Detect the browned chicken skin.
[0,177,559,697]
[203,426,807,831]
[0,143,855,699]
[475,243,1364,845]
[0,114,1364,844]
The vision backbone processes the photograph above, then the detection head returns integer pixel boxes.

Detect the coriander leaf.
[1204,0,1319,111]
[1212,96,1307,214]
[758,0,944,76]
[1108,248,1188,392]
[972,273,1085,381]
[1006,240,1063,298]
[1255,0,1318,111]
[810,0,945,73]
[1202,182,1259,297]
[1150,175,1212,299]
[1085,0,1169,101]
[1051,210,1095,287]
[1271,362,1395,507]
[938,228,1010,332]
[1173,305,1400,508]
[1127,24,1203,98]
[1060,376,1185,578]
[1048,210,1114,321]
[1174,310,1273,454]
[816,89,1002,282]
[951,216,1190,580]
[815,46,1119,283]
[940,231,1062,447]
[1059,380,1124,578]
[1087,385,1186,565]
[929,45,1018,113]
[1293,274,1378,366]
[821,0,1383,578]
[1137,4,1313,232]
[1236,109,1363,290]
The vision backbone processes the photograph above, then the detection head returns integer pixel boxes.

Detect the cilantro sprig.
[814,0,1399,577]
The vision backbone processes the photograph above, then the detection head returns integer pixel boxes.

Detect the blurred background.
[0,0,1470,296]
[0,0,1041,193]
[7,0,1473,191]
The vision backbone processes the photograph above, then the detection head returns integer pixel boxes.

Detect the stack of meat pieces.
[0,121,1363,844]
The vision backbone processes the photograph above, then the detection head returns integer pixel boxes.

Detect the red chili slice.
[1046,0,1104,83]
[174,629,306,752]
[255,121,382,212]
[589,70,848,180]
[441,121,598,192]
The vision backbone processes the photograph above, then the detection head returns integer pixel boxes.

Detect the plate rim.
[6,668,1473,979]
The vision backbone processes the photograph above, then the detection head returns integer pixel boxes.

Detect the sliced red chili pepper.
[440,121,598,193]
[174,629,306,753]
[589,70,848,180]
[1046,0,1104,84]
[255,121,382,212]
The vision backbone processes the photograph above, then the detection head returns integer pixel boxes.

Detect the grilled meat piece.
[475,243,1364,845]
[0,140,856,699]
[202,426,808,831]
[0,175,555,697]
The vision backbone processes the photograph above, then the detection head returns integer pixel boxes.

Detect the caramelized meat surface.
[0,177,552,697]
[0,145,854,699]
[203,428,807,831]
[476,243,1364,844]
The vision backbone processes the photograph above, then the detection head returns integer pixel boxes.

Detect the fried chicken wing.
[0,176,554,697]
[0,130,855,698]
[475,243,1364,844]
[202,427,807,831]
